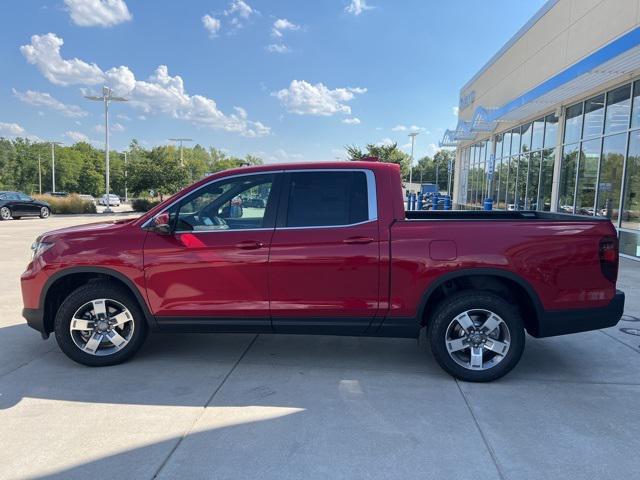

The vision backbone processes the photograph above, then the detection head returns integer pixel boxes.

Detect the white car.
[78,194,96,205]
[99,194,121,206]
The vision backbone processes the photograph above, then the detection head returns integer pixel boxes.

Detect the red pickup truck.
[21,161,625,381]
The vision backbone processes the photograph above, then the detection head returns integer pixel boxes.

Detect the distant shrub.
[132,198,161,212]
[33,194,97,214]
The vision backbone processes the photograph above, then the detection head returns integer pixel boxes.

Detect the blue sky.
[0,0,546,162]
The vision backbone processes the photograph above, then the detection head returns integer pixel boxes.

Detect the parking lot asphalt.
[1,214,639,480]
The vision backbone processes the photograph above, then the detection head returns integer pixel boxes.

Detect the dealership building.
[443,0,640,260]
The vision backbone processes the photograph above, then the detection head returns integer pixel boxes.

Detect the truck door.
[143,173,280,328]
[268,170,380,334]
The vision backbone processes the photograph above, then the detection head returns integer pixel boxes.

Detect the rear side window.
[284,171,369,227]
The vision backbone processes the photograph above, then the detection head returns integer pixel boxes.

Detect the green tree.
[345,142,410,178]
[128,146,188,200]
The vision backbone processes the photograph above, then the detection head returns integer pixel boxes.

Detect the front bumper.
[533,290,625,338]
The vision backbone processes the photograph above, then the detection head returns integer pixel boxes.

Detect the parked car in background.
[21,161,624,382]
[78,194,97,205]
[0,191,50,220]
[44,192,69,197]
[243,197,266,208]
[99,194,121,206]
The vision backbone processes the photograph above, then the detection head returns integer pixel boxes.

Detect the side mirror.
[147,212,172,235]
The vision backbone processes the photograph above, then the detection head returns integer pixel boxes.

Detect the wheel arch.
[40,267,157,334]
[417,268,544,336]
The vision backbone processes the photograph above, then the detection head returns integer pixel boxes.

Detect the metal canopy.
[443,26,640,148]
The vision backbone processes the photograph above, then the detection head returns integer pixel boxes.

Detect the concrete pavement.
[0,214,639,480]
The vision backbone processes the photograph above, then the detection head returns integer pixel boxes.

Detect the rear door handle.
[343,236,375,245]
[236,240,264,250]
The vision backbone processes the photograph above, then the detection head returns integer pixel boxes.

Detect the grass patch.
[34,194,97,214]
[131,198,161,212]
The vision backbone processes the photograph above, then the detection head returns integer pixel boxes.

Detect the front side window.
[284,171,369,227]
[174,174,275,231]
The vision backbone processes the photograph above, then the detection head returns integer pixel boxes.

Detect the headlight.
[31,240,54,259]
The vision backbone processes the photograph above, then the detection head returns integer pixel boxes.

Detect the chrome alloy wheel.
[69,299,135,356]
[0,207,11,220]
[40,207,50,218]
[445,309,511,371]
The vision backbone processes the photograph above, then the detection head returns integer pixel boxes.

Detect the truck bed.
[405,210,613,222]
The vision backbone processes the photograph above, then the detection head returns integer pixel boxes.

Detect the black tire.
[0,206,11,220]
[54,281,148,366]
[39,207,50,219]
[428,291,525,382]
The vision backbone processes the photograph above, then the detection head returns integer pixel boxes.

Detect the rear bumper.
[22,308,49,339]
[532,290,625,338]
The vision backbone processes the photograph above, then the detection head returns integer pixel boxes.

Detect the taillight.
[599,236,619,282]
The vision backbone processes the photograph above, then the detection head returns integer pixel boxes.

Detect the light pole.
[408,131,419,186]
[168,138,193,166]
[37,153,42,194]
[123,151,128,204]
[435,155,439,192]
[85,86,128,213]
[48,141,63,193]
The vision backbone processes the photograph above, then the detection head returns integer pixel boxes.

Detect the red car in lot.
[21,161,624,381]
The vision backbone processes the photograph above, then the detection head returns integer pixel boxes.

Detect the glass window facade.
[458,115,557,212]
[557,81,640,260]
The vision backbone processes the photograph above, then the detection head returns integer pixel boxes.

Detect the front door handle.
[343,236,374,245]
[236,240,264,250]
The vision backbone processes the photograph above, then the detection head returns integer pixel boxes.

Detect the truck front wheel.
[428,291,525,382]
[54,281,148,367]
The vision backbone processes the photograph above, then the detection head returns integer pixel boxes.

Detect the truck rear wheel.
[54,281,148,367]
[428,291,525,382]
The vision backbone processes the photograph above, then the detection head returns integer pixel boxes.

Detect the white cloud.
[224,0,257,28]
[225,0,254,18]
[20,33,104,86]
[0,122,26,136]
[272,18,299,38]
[12,88,88,118]
[392,124,407,131]
[116,113,131,121]
[331,147,347,159]
[64,0,132,27]
[273,80,366,116]
[377,137,393,146]
[342,117,361,125]
[426,143,438,156]
[249,148,304,163]
[65,130,89,142]
[94,122,125,133]
[202,14,221,37]
[452,106,459,116]
[266,43,290,54]
[271,148,303,162]
[345,0,374,16]
[21,33,270,137]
